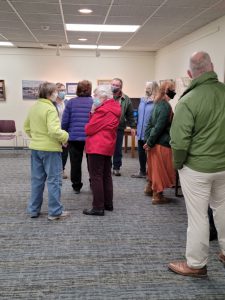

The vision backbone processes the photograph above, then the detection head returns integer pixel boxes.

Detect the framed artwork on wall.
[97,79,111,87]
[0,80,6,101]
[66,82,78,95]
[22,80,43,100]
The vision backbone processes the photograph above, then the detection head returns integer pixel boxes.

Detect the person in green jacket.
[169,51,225,277]
[24,82,70,221]
[111,78,136,176]
[143,80,176,204]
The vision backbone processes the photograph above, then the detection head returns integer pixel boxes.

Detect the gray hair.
[189,51,213,78]
[145,81,159,96]
[94,85,113,99]
[38,81,57,99]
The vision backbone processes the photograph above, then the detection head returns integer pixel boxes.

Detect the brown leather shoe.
[144,182,153,196]
[218,252,225,264]
[168,261,207,277]
[152,192,170,204]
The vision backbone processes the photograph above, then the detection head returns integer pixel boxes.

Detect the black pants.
[69,141,85,191]
[137,140,147,174]
[88,154,113,209]
[61,146,69,170]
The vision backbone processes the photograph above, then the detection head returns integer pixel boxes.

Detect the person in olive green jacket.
[111,78,136,176]
[169,51,225,278]
[143,80,176,204]
[24,82,70,221]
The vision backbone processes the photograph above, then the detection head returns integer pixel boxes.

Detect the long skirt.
[147,144,175,193]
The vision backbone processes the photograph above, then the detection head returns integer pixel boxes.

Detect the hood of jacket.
[96,98,121,117]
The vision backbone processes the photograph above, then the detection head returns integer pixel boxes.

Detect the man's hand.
[131,128,136,136]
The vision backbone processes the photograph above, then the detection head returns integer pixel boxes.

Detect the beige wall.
[155,14,225,109]
[0,49,155,146]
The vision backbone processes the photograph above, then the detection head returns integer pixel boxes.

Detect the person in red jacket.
[83,85,121,216]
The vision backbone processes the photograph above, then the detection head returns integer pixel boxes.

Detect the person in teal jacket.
[24,81,70,221]
[143,80,176,204]
[169,51,225,277]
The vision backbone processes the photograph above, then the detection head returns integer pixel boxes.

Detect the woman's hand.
[143,143,150,151]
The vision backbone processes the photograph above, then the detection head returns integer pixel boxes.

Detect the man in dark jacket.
[111,78,136,176]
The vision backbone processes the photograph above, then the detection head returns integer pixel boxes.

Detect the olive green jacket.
[170,71,225,172]
[144,99,173,148]
[114,93,136,130]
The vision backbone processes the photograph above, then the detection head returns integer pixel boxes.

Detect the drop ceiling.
[0,0,225,51]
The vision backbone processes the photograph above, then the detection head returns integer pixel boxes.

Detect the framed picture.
[159,79,174,85]
[0,80,6,101]
[97,79,111,87]
[22,80,43,100]
[66,82,78,95]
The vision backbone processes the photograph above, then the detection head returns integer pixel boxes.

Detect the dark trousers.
[138,140,147,174]
[68,141,85,191]
[113,129,124,170]
[61,146,69,170]
[88,154,113,209]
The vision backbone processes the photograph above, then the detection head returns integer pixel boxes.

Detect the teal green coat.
[144,99,173,148]
[170,71,225,172]
[24,98,69,152]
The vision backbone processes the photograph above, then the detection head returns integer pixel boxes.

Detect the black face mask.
[166,89,176,99]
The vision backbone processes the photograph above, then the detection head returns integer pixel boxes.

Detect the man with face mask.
[56,82,68,179]
[111,78,136,176]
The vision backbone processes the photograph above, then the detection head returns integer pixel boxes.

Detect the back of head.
[94,85,113,100]
[38,81,57,99]
[189,51,213,78]
[155,80,175,102]
[76,80,92,97]
[145,81,159,98]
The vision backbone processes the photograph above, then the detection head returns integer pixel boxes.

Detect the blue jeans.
[27,150,63,217]
[113,129,124,170]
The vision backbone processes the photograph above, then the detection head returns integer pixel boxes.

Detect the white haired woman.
[83,85,121,216]
[131,81,159,179]
[24,82,70,220]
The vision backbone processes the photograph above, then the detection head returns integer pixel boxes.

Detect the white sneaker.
[48,211,70,221]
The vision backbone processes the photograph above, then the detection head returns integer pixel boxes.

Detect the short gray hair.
[94,85,113,99]
[38,81,57,99]
[189,51,213,78]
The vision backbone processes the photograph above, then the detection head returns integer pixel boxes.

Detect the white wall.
[155,14,225,109]
[0,48,155,146]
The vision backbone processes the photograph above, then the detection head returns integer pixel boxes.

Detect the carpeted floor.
[0,150,225,300]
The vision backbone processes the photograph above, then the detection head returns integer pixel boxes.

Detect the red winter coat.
[85,98,121,156]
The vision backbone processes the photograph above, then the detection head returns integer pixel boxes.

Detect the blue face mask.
[58,91,66,100]
[93,98,101,107]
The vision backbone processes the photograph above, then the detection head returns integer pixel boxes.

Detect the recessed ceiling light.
[78,38,88,41]
[0,41,14,46]
[98,45,121,50]
[69,44,97,49]
[69,44,121,50]
[78,8,93,14]
[66,24,140,32]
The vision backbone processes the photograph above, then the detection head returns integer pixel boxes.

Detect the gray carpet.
[0,150,225,300]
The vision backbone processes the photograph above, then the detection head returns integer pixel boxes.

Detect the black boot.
[83,208,104,216]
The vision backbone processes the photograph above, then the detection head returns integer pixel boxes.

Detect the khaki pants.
[179,165,225,268]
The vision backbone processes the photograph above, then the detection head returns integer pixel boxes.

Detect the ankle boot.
[152,191,170,204]
[144,182,153,196]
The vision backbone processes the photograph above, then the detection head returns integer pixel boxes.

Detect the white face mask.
[50,92,58,102]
